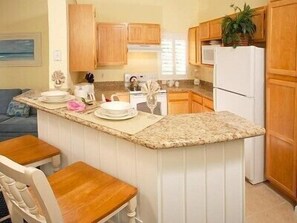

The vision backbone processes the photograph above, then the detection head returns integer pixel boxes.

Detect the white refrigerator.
[213,46,265,184]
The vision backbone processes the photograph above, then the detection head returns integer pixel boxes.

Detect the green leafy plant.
[221,3,256,47]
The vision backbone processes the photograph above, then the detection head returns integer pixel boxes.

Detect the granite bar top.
[15,90,265,150]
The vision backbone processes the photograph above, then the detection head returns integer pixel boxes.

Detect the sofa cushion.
[21,89,37,115]
[6,101,30,117]
[0,116,37,133]
[0,89,22,114]
[0,114,10,122]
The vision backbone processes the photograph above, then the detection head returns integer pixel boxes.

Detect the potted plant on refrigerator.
[221,3,256,48]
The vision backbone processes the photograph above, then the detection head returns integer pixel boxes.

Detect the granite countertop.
[93,80,213,100]
[15,90,265,150]
[161,80,213,99]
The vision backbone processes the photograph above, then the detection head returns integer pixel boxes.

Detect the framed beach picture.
[0,33,41,67]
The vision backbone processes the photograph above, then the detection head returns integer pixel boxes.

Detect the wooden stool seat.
[49,162,137,222]
[0,135,60,169]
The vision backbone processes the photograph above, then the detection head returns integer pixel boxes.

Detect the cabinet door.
[266,79,297,198]
[267,0,297,77]
[252,7,266,42]
[188,27,197,65]
[191,93,203,113]
[128,24,143,44]
[209,18,222,39]
[203,97,214,112]
[144,24,160,44]
[188,26,200,65]
[128,24,160,44]
[199,22,210,40]
[69,4,97,71]
[97,23,127,66]
[168,92,189,114]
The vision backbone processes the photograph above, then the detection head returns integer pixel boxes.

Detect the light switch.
[53,50,62,61]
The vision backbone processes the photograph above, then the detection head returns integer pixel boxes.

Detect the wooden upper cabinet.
[188,26,200,65]
[97,23,127,66]
[69,4,97,71]
[252,7,266,42]
[199,22,210,40]
[128,23,160,44]
[209,18,222,39]
[267,0,297,77]
[199,18,222,41]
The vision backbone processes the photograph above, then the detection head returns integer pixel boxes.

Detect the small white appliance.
[213,46,265,184]
[124,73,168,115]
[74,83,95,100]
[201,45,221,65]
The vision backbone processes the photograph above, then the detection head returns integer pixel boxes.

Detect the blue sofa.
[0,89,37,142]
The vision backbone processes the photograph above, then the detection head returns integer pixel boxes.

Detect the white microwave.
[201,45,221,65]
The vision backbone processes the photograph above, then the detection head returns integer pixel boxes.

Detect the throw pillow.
[6,101,30,117]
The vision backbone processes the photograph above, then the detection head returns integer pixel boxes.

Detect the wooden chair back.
[0,155,63,223]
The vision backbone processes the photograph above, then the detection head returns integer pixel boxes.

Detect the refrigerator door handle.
[213,63,217,87]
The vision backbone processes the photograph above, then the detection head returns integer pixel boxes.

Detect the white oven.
[129,91,168,116]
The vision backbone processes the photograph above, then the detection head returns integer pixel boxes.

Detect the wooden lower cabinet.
[168,92,190,114]
[168,92,214,115]
[191,93,203,113]
[266,79,297,199]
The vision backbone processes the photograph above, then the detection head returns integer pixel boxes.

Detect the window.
[160,33,187,79]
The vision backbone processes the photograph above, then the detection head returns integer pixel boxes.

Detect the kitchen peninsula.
[16,91,265,223]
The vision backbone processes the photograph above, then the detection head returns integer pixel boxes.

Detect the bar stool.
[0,135,61,222]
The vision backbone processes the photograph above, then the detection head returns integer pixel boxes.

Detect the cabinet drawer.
[192,93,203,104]
[203,97,214,110]
[168,92,189,101]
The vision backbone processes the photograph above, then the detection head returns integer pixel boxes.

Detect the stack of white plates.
[95,101,138,120]
[39,90,73,103]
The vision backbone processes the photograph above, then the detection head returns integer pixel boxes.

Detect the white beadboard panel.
[46,114,61,148]
[84,127,101,169]
[99,132,118,177]
[224,140,244,223]
[186,146,207,223]
[136,145,158,223]
[70,122,85,163]
[37,111,246,223]
[58,117,73,167]
[116,138,137,186]
[37,110,48,140]
[160,148,186,223]
[206,143,225,223]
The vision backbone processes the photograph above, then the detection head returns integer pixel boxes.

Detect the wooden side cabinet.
[188,26,200,65]
[265,0,297,202]
[69,4,97,71]
[128,23,160,44]
[266,0,297,77]
[168,92,190,114]
[266,79,297,198]
[97,23,127,66]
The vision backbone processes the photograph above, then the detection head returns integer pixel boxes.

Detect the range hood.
[127,44,161,52]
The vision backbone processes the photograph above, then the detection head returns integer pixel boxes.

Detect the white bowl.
[101,101,131,116]
[41,90,69,101]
